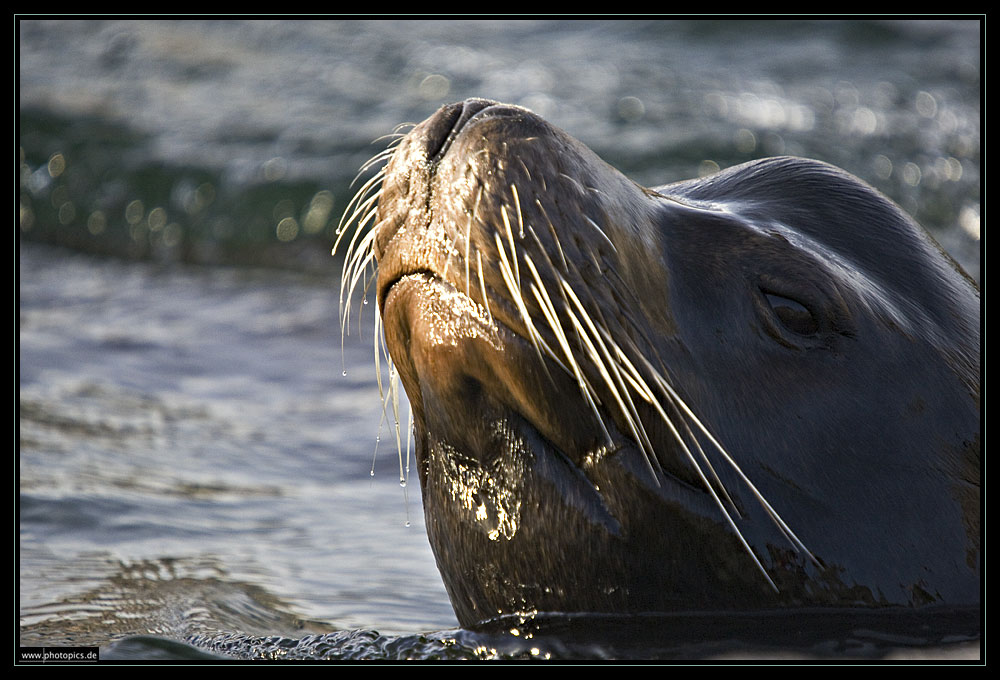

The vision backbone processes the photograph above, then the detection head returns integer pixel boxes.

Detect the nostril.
[424,98,499,161]
[421,101,464,160]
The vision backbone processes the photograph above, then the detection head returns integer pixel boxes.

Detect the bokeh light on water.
[18,19,980,280]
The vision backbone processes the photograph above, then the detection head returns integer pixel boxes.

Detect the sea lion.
[335,98,980,630]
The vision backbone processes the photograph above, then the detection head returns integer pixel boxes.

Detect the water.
[18,19,981,661]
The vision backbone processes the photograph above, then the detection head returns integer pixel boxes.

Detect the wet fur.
[334,99,980,626]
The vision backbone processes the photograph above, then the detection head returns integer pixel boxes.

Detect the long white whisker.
[582,215,618,254]
[500,205,520,289]
[519,255,610,445]
[511,184,525,239]
[519,255,584,384]
[557,275,658,472]
[335,167,386,239]
[631,348,817,564]
[533,201,568,272]
[373,298,385,399]
[494,232,547,368]
[476,250,494,328]
[391,362,404,486]
[465,188,483,297]
[605,337,780,589]
[354,148,396,183]
[339,223,380,338]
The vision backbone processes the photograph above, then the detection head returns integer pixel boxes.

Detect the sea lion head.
[336,99,980,628]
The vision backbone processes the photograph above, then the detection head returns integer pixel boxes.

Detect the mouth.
[373,98,540,304]
[379,259,624,470]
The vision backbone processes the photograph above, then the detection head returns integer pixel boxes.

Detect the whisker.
[533,201,569,273]
[632,347,818,565]
[370,368,393,477]
[559,172,587,195]
[519,254,579,382]
[391,362,405,486]
[593,328,737,512]
[466,187,483,297]
[339,222,380,337]
[494,232,546,368]
[373,295,385,399]
[517,157,533,183]
[511,184,525,238]
[583,215,618,254]
[500,204,520,288]
[558,275,658,471]
[335,166,386,238]
[611,339,780,590]
[476,250,494,327]
[519,255,609,445]
[354,147,396,184]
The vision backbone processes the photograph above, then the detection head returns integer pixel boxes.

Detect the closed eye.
[764,292,819,336]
